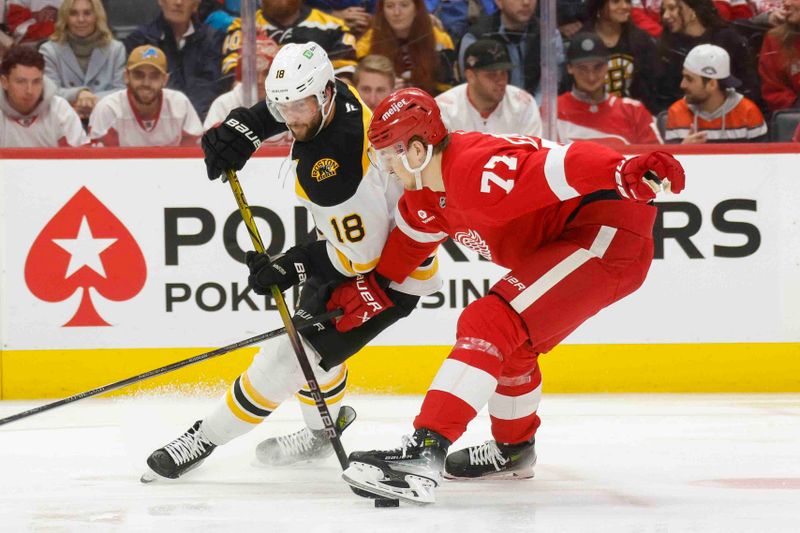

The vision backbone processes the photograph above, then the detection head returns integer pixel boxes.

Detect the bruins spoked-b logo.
[311,158,340,182]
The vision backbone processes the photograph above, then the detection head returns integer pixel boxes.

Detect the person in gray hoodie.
[664,43,767,143]
[0,46,87,147]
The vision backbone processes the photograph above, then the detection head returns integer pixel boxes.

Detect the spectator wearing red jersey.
[630,0,663,36]
[558,33,662,145]
[0,45,87,147]
[665,44,767,142]
[758,0,800,112]
[89,45,202,147]
[5,0,61,45]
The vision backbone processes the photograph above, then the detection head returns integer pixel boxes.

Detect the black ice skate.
[444,438,536,480]
[342,428,450,505]
[140,420,216,483]
[255,405,357,466]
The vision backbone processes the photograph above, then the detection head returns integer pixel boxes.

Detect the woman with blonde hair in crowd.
[40,0,125,120]
[356,0,457,95]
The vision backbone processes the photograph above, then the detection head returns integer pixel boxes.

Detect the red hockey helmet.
[368,88,447,150]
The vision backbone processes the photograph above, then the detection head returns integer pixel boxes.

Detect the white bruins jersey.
[291,82,440,297]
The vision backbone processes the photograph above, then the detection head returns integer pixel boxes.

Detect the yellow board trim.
[1,343,799,399]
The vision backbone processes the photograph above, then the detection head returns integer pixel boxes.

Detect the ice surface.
[1,394,799,532]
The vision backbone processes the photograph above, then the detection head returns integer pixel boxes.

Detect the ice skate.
[342,428,450,505]
[255,405,357,467]
[444,438,536,480]
[141,421,216,483]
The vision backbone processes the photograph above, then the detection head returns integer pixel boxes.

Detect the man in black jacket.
[124,0,226,120]
[459,0,563,97]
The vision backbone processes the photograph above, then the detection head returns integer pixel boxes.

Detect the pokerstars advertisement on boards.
[1,150,799,352]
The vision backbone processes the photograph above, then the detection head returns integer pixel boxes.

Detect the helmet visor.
[270,96,321,122]
[368,142,406,174]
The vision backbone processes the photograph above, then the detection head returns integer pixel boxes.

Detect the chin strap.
[314,83,337,138]
[400,144,434,190]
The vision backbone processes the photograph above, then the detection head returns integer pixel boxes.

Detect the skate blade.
[443,469,534,481]
[140,468,164,484]
[342,462,436,506]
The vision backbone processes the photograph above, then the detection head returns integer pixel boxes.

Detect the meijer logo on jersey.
[381,99,408,121]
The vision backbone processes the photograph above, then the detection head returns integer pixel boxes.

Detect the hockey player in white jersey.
[142,42,440,481]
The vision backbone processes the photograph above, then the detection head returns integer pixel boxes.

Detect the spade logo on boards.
[24,187,147,327]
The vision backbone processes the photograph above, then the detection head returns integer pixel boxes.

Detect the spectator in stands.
[223,0,358,79]
[200,0,240,31]
[357,0,457,95]
[584,0,659,112]
[89,45,202,146]
[665,44,767,142]
[124,0,225,121]
[204,36,290,146]
[758,0,800,112]
[460,0,563,98]
[425,0,470,42]
[557,32,662,144]
[302,0,374,37]
[353,54,395,110]
[2,3,15,58]
[4,0,61,46]
[653,0,761,112]
[0,45,87,146]
[631,0,662,36]
[436,38,542,134]
[40,0,125,122]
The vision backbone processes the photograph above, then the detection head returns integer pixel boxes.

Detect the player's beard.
[287,112,323,142]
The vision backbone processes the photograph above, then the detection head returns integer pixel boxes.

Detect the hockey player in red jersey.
[328,88,686,504]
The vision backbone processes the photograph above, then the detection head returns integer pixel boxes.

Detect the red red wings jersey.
[557,92,662,146]
[376,131,632,282]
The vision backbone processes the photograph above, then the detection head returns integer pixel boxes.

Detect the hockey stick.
[0,309,342,428]
[225,169,350,470]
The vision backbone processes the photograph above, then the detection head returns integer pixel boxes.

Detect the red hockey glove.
[616,151,685,202]
[326,272,394,332]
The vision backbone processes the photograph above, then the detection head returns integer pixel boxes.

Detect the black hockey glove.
[202,107,264,181]
[245,248,310,295]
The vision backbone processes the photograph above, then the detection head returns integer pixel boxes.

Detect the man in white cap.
[665,43,767,144]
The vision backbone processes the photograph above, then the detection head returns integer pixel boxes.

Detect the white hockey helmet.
[265,41,336,128]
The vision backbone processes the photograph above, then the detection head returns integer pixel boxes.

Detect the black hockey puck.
[374,498,400,508]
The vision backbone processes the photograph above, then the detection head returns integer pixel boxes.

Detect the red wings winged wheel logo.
[24,187,147,327]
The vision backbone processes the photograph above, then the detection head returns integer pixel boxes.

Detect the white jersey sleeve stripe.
[510,226,617,313]
[428,359,497,413]
[543,144,580,201]
[488,383,542,420]
[395,209,448,243]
